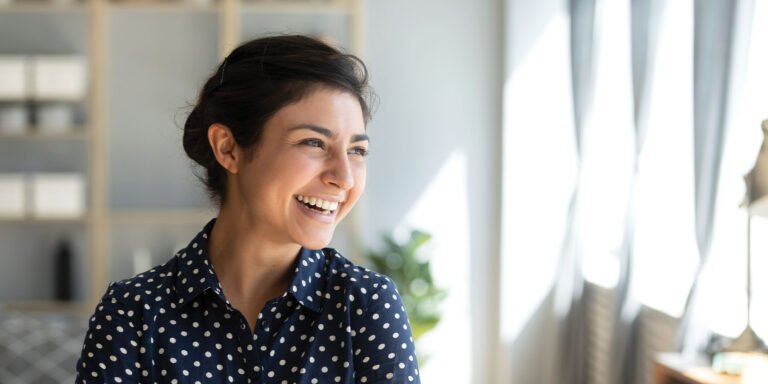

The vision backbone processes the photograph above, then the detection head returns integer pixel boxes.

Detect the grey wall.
[107,10,218,210]
[362,0,503,382]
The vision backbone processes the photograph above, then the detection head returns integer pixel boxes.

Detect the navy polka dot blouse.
[76,219,421,383]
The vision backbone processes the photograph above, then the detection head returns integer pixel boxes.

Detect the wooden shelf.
[0,300,90,314]
[0,215,89,224]
[240,0,349,14]
[0,96,88,103]
[0,1,88,12]
[107,1,217,12]
[103,0,347,13]
[110,208,215,224]
[0,128,89,140]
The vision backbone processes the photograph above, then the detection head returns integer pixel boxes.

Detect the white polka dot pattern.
[75,219,420,383]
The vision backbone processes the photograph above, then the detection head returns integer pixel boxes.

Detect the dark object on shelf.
[0,103,29,134]
[35,102,76,133]
[53,237,73,301]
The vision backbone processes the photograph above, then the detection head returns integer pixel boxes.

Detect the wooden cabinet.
[654,353,742,384]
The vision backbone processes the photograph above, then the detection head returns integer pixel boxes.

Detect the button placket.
[253,299,288,381]
[229,308,261,382]
[255,308,274,345]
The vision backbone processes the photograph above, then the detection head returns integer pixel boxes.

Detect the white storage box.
[30,173,85,219]
[31,56,87,101]
[0,56,29,100]
[0,174,26,218]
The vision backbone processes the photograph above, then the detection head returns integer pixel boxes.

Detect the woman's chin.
[300,239,332,250]
[295,231,335,250]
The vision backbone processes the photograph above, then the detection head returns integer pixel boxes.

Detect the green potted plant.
[363,230,446,348]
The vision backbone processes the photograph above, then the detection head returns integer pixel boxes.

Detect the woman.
[76,35,420,383]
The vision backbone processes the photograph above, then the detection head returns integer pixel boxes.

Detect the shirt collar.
[174,219,329,313]
[174,219,228,307]
[286,247,329,312]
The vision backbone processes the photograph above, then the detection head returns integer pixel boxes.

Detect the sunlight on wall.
[500,9,577,344]
[396,150,471,384]
[632,0,699,318]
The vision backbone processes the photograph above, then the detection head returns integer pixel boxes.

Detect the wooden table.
[654,353,742,384]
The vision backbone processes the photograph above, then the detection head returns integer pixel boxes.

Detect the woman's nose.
[324,151,355,190]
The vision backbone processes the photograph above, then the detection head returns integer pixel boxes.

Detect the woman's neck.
[207,202,300,319]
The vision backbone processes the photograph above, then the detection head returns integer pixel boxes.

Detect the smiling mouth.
[295,195,340,215]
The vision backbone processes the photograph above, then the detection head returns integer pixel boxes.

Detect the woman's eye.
[349,147,369,157]
[300,138,324,148]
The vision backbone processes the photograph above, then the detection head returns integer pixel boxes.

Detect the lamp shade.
[744,119,768,217]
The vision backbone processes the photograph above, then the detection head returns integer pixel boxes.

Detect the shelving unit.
[0,0,364,313]
[0,4,89,312]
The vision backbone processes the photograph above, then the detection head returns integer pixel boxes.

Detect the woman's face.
[233,87,368,249]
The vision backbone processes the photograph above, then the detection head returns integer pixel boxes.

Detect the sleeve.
[351,278,421,384]
[75,282,144,383]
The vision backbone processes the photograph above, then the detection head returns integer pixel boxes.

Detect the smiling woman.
[75,35,420,384]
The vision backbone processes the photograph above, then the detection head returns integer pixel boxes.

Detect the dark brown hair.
[183,34,374,206]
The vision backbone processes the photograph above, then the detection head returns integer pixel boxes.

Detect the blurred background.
[1,0,767,383]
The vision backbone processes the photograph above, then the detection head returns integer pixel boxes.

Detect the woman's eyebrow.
[289,124,334,137]
[289,124,370,143]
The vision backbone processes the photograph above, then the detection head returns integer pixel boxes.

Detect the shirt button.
[241,323,246,330]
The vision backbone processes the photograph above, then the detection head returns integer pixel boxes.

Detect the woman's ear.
[207,123,241,174]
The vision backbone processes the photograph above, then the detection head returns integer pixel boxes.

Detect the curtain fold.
[607,0,656,382]
[554,0,594,383]
[677,0,754,355]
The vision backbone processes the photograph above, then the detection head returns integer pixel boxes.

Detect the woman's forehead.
[269,90,366,136]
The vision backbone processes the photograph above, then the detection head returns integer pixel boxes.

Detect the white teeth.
[296,195,340,211]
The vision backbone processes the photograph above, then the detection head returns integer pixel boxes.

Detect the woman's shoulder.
[320,247,402,309]
[90,255,180,325]
[109,254,179,296]
[321,247,391,285]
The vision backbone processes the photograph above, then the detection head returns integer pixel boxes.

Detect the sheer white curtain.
[675,0,755,356]
[500,0,761,382]
[688,0,768,346]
